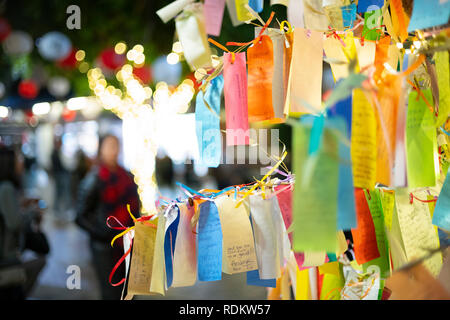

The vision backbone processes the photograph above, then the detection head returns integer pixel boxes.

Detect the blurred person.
[76,135,139,300]
[70,149,91,208]
[51,137,71,221]
[0,147,50,300]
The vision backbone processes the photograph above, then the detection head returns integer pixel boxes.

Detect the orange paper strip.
[351,188,380,264]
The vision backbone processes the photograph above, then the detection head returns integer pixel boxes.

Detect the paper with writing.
[351,88,377,189]
[204,0,226,36]
[197,201,223,281]
[406,89,439,188]
[407,0,450,32]
[292,123,339,252]
[249,194,281,279]
[164,206,180,288]
[433,169,450,231]
[223,52,250,145]
[247,35,275,122]
[351,188,380,264]
[289,28,323,114]
[172,203,197,287]
[175,3,212,71]
[150,215,166,295]
[126,221,157,298]
[195,75,224,167]
[216,196,258,274]
[395,188,442,276]
[272,193,292,267]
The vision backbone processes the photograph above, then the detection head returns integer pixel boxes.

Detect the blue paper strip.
[195,75,224,168]
[197,201,223,281]
[407,0,450,32]
[248,0,263,13]
[326,116,357,230]
[432,169,450,231]
[246,270,276,288]
[357,0,384,13]
[164,206,180,288]
[342,4,357,29]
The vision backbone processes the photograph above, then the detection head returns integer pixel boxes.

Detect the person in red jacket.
[76,134,139,300]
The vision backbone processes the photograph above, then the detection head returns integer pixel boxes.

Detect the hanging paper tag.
[362,189,390,278]
[255,27,285,123]
[125,221,157,299]
[149,214,167,295]
[246,269,276,287]
[351,88,377,189]
[389,0,410,42]
[287,0,305,28]
[351,188,380,264]
[247,35,275,122]
[204,0,226,36]
[433,168,450,231]
[292,120,339,253]
[249,194,282,279]
[197,201,223,281]
[406,89,439,188]
[296,268,311,300]
[226,0,245,26]
[289,28,323,114]
[324,36,349,82]
[435,51,450,128]
[248,0,263,12]
[172,203,197,287]
[216,196,258,274]
[223,51,250,145]
[175,3,212,71]
[303,0,330,31]
[235,0,253,21]
[407,0,450,32]
[156,0,196,23]
[164,206,180,289]
[395,188,442,276]
[195,75,224,167]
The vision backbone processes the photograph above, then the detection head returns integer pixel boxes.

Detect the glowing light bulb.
[115,42,127,54]
[167,52,180,65]
[75,50,85,61]
[172,41,183,54]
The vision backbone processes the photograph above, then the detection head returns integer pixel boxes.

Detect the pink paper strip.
[204,0,226,36]
[223,52,250,146]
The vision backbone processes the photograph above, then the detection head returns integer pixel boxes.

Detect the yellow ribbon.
[110,204,138,248]
[235,151,288,208]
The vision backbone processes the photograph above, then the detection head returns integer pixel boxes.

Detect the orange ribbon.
[226,11,275,47]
